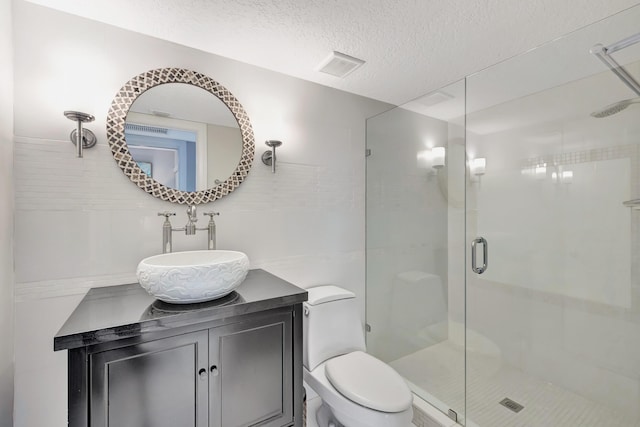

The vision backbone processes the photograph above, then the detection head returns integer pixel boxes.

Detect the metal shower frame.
[591,32,640,96]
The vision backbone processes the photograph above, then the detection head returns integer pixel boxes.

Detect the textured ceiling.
[23,0,640,105]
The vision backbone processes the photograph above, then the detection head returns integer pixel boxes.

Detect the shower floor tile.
[390,341,640,427]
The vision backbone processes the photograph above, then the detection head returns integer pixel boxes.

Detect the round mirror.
[107,68,255,205]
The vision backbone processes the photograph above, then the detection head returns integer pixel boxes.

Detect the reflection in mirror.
[125,83,243,192]
[107,68,254,205]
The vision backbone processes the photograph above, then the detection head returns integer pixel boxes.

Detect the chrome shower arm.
[590,33,640,97]
[606,32,640,55]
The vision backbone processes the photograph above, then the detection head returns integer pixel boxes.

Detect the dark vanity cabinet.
[89,330,209,427]
[55,270,307,427]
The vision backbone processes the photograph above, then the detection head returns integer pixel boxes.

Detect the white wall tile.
[11,3,391,426]
[14,296,83,427]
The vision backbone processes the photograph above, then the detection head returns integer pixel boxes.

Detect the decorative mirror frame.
[107,68,255,205]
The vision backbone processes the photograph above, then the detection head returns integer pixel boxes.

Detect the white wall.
[0,0,14,425]
[11,2,391,426]
[207,123,242,187]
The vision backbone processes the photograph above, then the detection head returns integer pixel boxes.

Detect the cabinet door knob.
[210,365,219,376]
[198,368,207,380]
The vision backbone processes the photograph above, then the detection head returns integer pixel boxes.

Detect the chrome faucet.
[185,205,198,235]
[203,212,220,250]
[158,212,176,254]
[158,206,220,253]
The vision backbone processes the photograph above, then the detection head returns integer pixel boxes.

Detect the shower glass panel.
[465,5,640,426]
[365,80,466,422]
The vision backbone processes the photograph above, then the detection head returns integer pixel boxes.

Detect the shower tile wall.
[465,39,640,423]
[11,3,391,426]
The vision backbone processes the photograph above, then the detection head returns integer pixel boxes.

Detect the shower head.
[591,97,640,118]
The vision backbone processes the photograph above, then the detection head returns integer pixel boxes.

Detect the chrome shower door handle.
[471,237,488,274]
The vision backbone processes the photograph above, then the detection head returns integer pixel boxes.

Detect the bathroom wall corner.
[0,0,15,425]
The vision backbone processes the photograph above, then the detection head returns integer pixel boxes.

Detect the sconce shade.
[470,157,486,176]
[64,111,95,123]
[432,146,445,169]
[64,110,97,158]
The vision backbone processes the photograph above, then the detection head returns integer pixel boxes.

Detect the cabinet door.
[209,311,293,427]
[90,330,209,427]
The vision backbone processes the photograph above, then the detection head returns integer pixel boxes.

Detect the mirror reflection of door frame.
[126,112,208,190]
[129,145,180,190]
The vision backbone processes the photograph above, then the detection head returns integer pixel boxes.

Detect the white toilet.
[303,285,414,427]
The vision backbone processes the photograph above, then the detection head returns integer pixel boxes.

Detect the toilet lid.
[325,351,412,413]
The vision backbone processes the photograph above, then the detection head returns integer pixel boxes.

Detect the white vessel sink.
[136,250,250,304]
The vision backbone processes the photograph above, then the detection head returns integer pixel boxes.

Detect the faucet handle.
[203,212,220,218]
[158,212,176,218]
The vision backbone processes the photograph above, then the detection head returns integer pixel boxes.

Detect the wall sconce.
[416,147,445,171]
[562,170,573,183]
[261,140,282,173]
[64,111,97,158]
[552,169,573,184]
[470,158,486,176]
[432,146,446,169]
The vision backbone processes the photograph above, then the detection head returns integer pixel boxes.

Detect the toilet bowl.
[303,285,413,427]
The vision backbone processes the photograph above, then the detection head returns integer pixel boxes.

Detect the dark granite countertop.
[54,269,307,351]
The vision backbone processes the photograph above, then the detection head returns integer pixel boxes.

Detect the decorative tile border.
[106,68,255,205]
[522,144,637,168]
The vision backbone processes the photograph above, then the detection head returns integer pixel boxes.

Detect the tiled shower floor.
[390,341,640,427]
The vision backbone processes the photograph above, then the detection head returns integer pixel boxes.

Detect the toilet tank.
[303,285,366,371]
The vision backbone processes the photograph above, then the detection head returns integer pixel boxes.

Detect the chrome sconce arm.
[623,199,640,209]
[261,140,283,173]
[63,111,97,158]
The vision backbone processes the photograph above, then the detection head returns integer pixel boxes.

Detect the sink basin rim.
[139,250,247,268]
[136,250,250,304]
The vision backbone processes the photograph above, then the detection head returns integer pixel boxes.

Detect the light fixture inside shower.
[535,163,547,180]
[470,158,486,176]
[416,146,446,170]
[552,169,573,184]
[431,147,446,169]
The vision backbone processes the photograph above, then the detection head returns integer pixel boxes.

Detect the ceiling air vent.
[415,91,454,107]
[125,123,169,134]
[317,51,366,78]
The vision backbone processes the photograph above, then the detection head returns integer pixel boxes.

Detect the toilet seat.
[304,356,414,427]
[325,351,412,412]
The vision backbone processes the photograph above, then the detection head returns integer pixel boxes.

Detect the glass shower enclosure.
[366,5,640,426]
